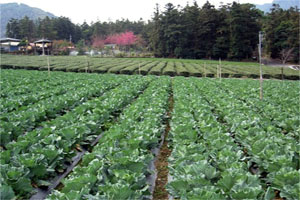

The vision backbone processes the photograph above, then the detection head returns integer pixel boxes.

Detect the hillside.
[256,0,299,12]
[0,3,56,37]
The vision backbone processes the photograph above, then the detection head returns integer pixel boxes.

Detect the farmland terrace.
[0,69,299,199]
[1,54,299,80]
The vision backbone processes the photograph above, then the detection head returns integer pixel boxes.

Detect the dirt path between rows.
[153,90,174,200]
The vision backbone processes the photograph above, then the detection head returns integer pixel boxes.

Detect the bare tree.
[280,47,294,80]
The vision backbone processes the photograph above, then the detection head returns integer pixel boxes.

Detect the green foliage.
[48,77,170,199]
[149,2,262,60]
[0,70,298,199]
[228,3,262,60]
[0,185,15,200]
[1,2,56,37]
[264,5,299,62]
[167,77,299,199]
[3,2,298,62]
[1,55,299,79]
[76,39,85,55]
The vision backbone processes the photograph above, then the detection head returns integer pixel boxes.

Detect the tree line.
[6,16,145,44]
[5,1,299,62]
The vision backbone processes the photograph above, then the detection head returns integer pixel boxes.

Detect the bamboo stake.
[258,31,263,100]
[219,58,222,82]
[139,62,141,75]
[281,66,284,81]
[47,56,50,77]
[85,56,89,73]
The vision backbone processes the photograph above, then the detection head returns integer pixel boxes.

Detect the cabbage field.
[0,69,299,200]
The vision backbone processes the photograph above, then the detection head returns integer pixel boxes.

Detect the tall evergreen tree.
[6,18,21,38]
[36,16,56,39]
[53,17,75,41]
[19,16,35,40]
[228,2,262,60]
[264,5,299,62]
[197,1,219,59]
[181,2,201,58]
[212,4,231,59]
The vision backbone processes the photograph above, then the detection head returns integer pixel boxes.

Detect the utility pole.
[258,31,264,100]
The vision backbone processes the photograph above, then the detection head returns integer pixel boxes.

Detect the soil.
[153,92,174,200]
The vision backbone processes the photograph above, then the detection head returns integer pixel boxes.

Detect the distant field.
[1,55,299,80]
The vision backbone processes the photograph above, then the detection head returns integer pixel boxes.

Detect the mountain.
[0,3,56,37]
[256,0,299,12]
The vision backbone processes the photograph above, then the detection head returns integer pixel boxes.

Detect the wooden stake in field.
[47,56,50,77]
[258,31,264,100]
[219,58,222,82]
[85,56,90,73]
[204,62,206,78]
[139,62,141,75]
[281,67,284,81]
[217,63,219,79]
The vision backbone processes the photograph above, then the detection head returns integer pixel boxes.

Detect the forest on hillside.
[5,1,299,62]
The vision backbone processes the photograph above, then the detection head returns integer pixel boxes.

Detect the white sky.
[1,0,273,24]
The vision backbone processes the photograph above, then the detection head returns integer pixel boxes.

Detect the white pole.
[42,42,45,56]
[258,31,263,100]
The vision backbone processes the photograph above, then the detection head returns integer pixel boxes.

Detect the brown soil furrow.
[153,91,174,200]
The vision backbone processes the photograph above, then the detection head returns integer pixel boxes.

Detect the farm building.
[34,39,52,55]
[0,37,21,52]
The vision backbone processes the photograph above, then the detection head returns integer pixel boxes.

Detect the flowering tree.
[104,31,137,46]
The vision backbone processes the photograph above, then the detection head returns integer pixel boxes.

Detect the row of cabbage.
[211,79,299,139]
[168,77,263,199]
[47,77,171,199]
[1,71,153,198]
[1,70,103,114]
[168,78,299,199]
[201,79,299,199]
[1,70,88,96]
[1,55,299,79]
[0,73,130,147]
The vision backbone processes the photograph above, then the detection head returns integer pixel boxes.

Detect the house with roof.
[0,37,21,52]
[34,39,52,55]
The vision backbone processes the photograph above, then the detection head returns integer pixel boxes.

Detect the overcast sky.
[1,0,273,24]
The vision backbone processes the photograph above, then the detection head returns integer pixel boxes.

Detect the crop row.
[0,69,298,199]
[212,79,299,138]
[168,77,263,199]
[1,73,102,114]
[167,77,299,199]
[1,70,91,98]
[47,77,170,199]
[0,75,128,147]
[1,76,152,198]
[194,78,299,199]
[1,55,299,80]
